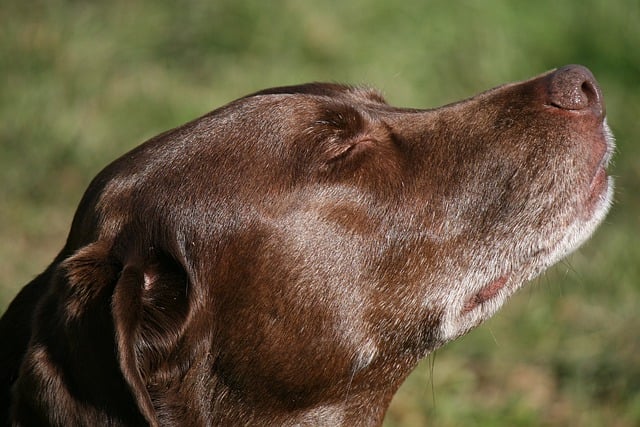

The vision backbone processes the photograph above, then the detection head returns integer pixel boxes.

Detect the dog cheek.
[210,214,376,406]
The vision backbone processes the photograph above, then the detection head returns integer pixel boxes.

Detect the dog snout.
[547,64,604,118]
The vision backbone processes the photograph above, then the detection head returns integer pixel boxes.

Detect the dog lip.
[461,274,510,315]
[585,167,609,213]
[585,142,612,207]
[590,165,607,191]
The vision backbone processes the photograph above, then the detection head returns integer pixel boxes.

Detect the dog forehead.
[216,89,371,141]
[246,82,387,105]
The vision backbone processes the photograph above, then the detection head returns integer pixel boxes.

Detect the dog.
[0,65,614,426]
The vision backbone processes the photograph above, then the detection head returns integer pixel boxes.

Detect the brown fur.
[1,65,614,426]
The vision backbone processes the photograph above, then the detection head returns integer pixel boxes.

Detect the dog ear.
[111,250,190,427]
[111,263,160,427]
[15,241,154,425]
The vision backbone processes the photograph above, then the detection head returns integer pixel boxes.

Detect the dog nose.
[547,65,604,118]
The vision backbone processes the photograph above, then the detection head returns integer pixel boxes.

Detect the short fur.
[1,65,614,426]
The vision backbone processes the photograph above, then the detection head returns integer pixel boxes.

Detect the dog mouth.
[456,122,615,329]
[585,147,614,217]
[589,120,615,203]
[586,167,609,212]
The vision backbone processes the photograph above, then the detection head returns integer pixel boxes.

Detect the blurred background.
[1,0,638,425]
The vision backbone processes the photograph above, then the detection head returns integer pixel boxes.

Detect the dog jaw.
[439,118,615,344]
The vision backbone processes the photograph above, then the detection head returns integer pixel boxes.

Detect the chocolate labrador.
[0,65,614,426]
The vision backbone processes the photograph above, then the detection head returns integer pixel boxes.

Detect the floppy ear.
[111,264,159,427]
[111,251,191,427]
[14,241,157,426]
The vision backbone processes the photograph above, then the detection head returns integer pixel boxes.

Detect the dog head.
[10,65,613,425]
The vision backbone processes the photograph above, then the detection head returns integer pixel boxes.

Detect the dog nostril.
[581,80,597,104]
[548,64,604,117]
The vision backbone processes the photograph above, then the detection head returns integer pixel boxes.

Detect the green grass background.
[1,1,638,425]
